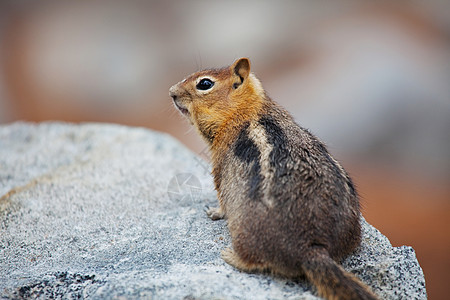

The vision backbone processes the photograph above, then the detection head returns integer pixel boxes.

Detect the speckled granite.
[0,122,426,299]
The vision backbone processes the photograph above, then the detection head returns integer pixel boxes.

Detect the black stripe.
[258,116,290,178]
[234,123,262,200]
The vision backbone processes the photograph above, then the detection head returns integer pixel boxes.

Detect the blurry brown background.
[0,1,449,298]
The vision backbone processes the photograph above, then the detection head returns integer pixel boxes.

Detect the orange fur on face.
[169,58,265,148]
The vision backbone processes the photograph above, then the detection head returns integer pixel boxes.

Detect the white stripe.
[248,122,275,208]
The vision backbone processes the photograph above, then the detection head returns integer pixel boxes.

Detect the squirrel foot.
[221,247,267,273]
[205,206,225,220]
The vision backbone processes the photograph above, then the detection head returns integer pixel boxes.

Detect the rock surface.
[0,122,427,299]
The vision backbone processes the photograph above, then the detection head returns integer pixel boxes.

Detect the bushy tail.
[302,248,379,300]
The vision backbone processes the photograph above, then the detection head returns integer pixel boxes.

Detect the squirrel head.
[169,58,265,144]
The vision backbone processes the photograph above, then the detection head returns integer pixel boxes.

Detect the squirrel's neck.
[210,94,273,157]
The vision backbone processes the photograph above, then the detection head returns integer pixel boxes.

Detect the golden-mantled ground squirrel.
[169,58,378,300]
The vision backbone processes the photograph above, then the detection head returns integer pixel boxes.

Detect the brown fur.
[169,58,378,300]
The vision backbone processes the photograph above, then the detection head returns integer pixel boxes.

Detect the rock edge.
[0,122,426,299]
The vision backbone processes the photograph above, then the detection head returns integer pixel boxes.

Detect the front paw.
[205,206,224,220]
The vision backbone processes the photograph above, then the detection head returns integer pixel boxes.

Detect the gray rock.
[0,122,426,299]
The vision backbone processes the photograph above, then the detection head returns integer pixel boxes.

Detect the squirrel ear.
[231,58,251,87]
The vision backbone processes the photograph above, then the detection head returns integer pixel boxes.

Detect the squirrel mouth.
[173,100,189,115]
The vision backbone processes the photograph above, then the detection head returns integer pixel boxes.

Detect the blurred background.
[0,0,449,298]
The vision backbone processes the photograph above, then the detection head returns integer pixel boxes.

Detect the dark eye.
[196,78,215,90]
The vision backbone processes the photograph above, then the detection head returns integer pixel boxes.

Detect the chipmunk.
[169,58,378,300]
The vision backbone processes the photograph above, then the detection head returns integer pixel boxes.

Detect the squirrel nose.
[169,86,178,101]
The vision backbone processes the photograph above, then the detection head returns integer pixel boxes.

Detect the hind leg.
[221,247,269,273]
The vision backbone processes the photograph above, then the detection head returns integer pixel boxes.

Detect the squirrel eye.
[196,78,215,91]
